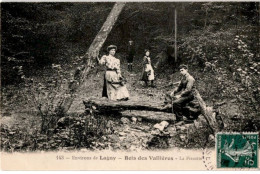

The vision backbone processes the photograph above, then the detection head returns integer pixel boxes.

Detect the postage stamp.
[216,132,258,168]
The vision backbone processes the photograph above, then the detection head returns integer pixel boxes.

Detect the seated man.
[163,64,195,121]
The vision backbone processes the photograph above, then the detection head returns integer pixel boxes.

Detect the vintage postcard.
[0,0,259,171]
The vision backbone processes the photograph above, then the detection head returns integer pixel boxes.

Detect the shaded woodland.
[1,2,259,151]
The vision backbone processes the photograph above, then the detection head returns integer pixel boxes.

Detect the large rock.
[151,129,161,135]
[121,117,131,124]
[153,121,169,131]
[166,126,177,137]
[176,125,187,131]
[208,134,215,144]
[131,117,137,124]
[137,117,142,122]
[106,120,114,128]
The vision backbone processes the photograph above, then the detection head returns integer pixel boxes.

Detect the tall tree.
[174,7,177,62]
[57,2,126,114]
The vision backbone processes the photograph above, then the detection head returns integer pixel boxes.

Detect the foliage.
[1,2,259,151]
[0,112,111,152]
[1,2,112,85]
[14,63,75,133]
[229,35,260,116]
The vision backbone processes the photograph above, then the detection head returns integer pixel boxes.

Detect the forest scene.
[1,2,259,152]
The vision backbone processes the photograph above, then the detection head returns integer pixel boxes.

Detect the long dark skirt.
[102,74,108,98]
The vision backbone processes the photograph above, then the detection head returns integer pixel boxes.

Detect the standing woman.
[141,49,155,87]
[97,45,130,101]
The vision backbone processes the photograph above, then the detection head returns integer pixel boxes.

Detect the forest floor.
[0,53,252,151]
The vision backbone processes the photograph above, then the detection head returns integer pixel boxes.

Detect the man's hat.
[107,45,117,52]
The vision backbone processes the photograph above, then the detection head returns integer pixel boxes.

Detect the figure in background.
[97,45,129,101]
[163,64,195,121]
[127,40,135,72]
[141,49,155,88]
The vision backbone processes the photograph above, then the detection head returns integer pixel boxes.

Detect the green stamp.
[217,132,258,168]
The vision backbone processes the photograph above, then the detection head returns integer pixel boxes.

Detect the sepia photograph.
[0,0,259,170]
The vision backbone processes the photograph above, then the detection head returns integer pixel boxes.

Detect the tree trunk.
[193,89,219,134]
[57,2,126,114]
[168,6,174,34]
[204,8,208,29]
[83,98,172,113]
[174,7,177,63]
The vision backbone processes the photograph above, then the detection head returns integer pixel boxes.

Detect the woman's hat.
[179,64,188,70]
[107,45,117,52]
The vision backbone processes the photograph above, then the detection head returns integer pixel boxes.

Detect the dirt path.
[69,54,169,114]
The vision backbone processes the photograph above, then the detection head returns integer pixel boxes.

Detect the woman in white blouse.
[97,45,130,101]
[141,49,155,87]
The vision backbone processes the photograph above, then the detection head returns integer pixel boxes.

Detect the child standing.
[141,49,155,87]
[127,40,135,72]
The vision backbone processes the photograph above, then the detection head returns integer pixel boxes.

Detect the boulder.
[208,134,215,144]
[131,117,137,124]
[137,117,142,122]
[121,117,130,124]
[151,129,161,135]
[153,121,169,131]
[166,126,177,137]
[106,120,114,128]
